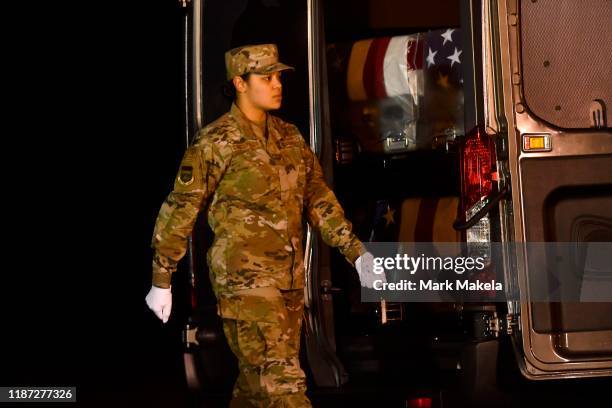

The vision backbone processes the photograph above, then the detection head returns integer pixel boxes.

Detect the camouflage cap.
[225,43,295,81]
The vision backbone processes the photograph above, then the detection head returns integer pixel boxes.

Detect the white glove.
[355,252,386,289]
[145,285,172,323]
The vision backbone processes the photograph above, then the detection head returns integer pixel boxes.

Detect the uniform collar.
[230,102,269,143]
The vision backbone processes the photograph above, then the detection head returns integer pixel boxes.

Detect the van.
[174,0,612,406]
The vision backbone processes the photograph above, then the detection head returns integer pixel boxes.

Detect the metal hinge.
[381,299,403,324]
[483,312,519,337]
[183,324,199,348]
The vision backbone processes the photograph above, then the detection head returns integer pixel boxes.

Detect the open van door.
[462,0,612,380]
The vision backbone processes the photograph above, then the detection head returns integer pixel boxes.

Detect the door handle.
[320,279,342,295]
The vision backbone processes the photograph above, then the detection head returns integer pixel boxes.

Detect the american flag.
[424,28,464,91]
[368,199,402,242]
[421,28,465,140]
[345,34,425,102]
[344,28,463,102]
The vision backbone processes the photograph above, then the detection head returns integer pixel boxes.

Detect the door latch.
[590,99,607,129]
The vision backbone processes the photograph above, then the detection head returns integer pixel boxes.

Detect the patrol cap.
[225,43,295,81]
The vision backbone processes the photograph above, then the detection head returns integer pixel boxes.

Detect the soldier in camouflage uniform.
[145,43,381,408]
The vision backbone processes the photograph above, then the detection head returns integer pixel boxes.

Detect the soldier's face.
[239,71,283,111]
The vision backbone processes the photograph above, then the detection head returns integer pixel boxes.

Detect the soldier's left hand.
[355,252,386,289]
[145,285,172,323]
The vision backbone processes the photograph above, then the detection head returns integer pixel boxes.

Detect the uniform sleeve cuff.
[152,269,172,289]
[345,241,367,267]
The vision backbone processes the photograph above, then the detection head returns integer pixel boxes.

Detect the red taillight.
[406,397,433,408]
[460,126,496,213]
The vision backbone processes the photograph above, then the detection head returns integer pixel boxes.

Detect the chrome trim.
[304,225,313,308]
[482,0,501,135]
[307,0,322,156]
[499,0,529,336]
[183,352,201,390]
[483,0,520,317]
[185,1,198,301]
[304,0,321,308]
[464,0,482,127]
[184,12,190,147]
[193,0,203,130]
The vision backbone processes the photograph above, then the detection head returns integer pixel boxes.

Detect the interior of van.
[186,0,612,405]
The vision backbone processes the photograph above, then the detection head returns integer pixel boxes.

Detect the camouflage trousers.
[218,287,312,408]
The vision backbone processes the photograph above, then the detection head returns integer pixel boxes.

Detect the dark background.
[5,0,190,405]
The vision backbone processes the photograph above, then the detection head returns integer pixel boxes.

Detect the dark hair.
[222,73,251,101]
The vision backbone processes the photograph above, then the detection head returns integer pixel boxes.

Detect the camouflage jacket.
[151,103,365,294]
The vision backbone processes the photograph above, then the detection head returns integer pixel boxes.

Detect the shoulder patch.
[177,148,196,186]
[174,146,204,192]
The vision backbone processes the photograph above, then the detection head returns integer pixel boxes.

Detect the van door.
[462,0,612,379]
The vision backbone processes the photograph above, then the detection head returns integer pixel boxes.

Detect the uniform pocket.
[278,146,306,200]
[224,144,279,202]
[219,293,291,366]
[218,293,284,322]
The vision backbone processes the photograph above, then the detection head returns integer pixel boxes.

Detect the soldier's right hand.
[355,252,386,289]
[145,285,172,323]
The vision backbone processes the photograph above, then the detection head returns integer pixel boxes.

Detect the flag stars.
[447,47,463,67]
[383,205,395,226]
[437,73,450,89]
[441,29,455,46]
[426,47,438,67]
